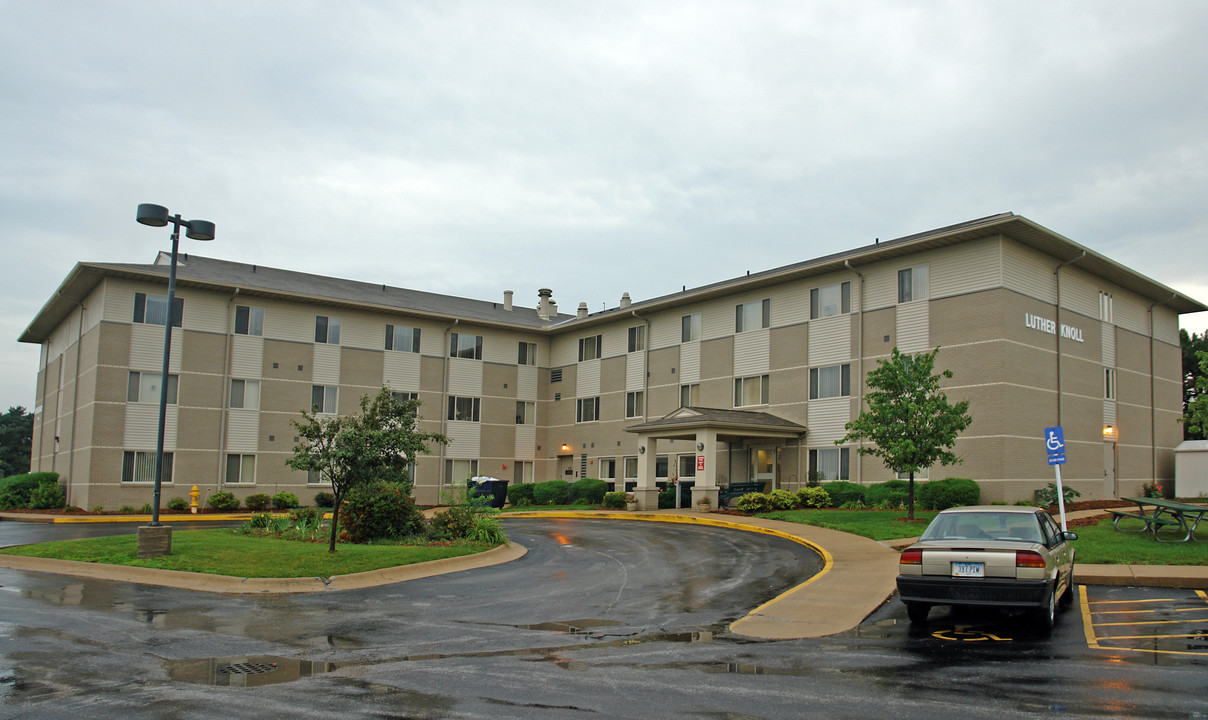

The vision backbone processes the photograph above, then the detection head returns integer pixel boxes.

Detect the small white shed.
[1174,440,1208,498]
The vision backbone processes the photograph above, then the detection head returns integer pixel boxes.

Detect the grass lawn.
[0,529,497,577]
[759,508,937,541]
[1071,517,1208,565]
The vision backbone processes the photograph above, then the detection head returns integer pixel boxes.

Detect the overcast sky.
[3,0,1207,410]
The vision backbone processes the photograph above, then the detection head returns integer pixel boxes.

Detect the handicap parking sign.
[1044,426,1066,465]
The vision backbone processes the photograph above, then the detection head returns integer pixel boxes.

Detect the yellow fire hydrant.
[189,485,200,514]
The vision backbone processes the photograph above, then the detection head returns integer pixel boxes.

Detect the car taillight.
[900,549,922,565]
[1015,550,1046,568]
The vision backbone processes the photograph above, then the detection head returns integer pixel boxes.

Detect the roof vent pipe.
[503,290,513,311]
[620,292,631,308]
[537,288,553,320]
[577,302,588,318]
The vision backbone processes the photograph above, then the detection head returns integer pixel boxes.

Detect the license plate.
[952,562,984,578]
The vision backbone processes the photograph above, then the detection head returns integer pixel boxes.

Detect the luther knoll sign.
[1024,313,1084,343]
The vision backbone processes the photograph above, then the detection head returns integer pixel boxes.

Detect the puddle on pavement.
[166,656,340,687]
[515,618,623,633]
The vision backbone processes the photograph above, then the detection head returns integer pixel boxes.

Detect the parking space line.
[1080,585,1208,659]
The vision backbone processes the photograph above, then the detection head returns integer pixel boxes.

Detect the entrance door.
[750,447,776,492]
[557,455,575,481]
[1104,442,1117,498]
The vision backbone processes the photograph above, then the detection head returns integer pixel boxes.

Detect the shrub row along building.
[20,213,1205,510]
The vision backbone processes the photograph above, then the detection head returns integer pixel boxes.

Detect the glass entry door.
[750,447,776,492]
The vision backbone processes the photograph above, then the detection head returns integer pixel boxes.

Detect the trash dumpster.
[469,476,509,509]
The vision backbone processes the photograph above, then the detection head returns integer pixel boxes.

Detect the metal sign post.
[1044,426,1068,531]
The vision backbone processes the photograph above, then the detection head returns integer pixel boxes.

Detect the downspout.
[844,260,864,483]
[36,342,49,472]
[1053,251,1086,426]
[217,289,239,489]
[440,318,459,494]
[1147,294,1177,488]
[66,303,85,503]
[631,310,651,420]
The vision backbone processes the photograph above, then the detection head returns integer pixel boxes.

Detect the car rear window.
[920,512,1042,543]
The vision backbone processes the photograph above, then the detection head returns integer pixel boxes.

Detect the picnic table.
[1107,497,1208,543]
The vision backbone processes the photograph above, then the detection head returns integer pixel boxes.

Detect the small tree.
[287,388,446,552]
[838,347,973,520]
[1182,350,1208,438]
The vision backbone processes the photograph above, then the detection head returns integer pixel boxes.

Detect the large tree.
[1182,330,1208,440]
[1182,350,1208,440]
[287,388,447,552]
[838,347,973,520]
[0,406,34,478]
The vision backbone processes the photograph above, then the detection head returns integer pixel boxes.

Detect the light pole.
[135,204,214,542]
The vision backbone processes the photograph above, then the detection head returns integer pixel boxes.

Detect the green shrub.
[866,480,910,508]
[919,478,981,510]
[207,491,240,511]
[245,493,273,511]
[28,480,66,510]
[467,512,507,544]
[313,491,335,508]
[658,483,677,509]
[796,486,831,508]
[429,503,477,540]
[138,502,154,513]
[245,512,274,529]
[1032,481,1079,508]
[167,497,189,511]
[273,492,299,510]
[532,480,570,506]
[1141,481,1163,499]
[767,489,798,510]
[820,481,866,508]
[839,500,867,509]
[507,483,536,506]
[602,491,628,509]
[290,506,319,524]
[341,480,427,542]
[570,477,608,505]
[735,492,772,513]
[0,472,60,510]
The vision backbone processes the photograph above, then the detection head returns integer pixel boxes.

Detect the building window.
[516,401,535,424]
[133,292,183,327]
[386,324,420,353]
[307,469,330,485]
[810,282,850,319]
[576,397,599,423]
[623,456,638,479]
[446,459,479,483]
[127,372,178,404]
[225,454,256,484]
[809,364,851,399]
[578,334,603,361]
[680,383,700,407]
[625,391,644,418]
[1105,368,1117,400]
[234,305,264,336]
[681,313,702,342]
[448,396,481,422]
[1099,292,1114,322]
[121,451,173,484]
[391,391,418,404]
[898,265,929,303]
[513,461,534,484]
[230,379,260,409]
[599,457,617,479]
[809,447,850,481]
[734,375,769,407]
[518,341,537,366]
[450,332,483,360]
[315,315,341,344]
[735,299,771,333]
[678,454,697,478]
[311,385,338,414]
[655,455,669,479]
[897,467,928,480]
[628,326,645,353]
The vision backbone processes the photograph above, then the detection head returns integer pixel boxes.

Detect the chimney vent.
[577,302,588,318]
[503,290,513,311]
[620,292,631,308]
[537,288,554,320]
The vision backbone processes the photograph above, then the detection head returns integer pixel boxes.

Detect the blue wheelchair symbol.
[1044,426,1066,464]
[1046,430,1064,452]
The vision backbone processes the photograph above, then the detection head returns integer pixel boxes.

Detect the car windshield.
[920,511,1043,543]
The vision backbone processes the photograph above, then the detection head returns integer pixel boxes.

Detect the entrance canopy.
[623,407,807,508]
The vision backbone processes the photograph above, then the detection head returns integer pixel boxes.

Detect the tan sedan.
[896,505,1077,632]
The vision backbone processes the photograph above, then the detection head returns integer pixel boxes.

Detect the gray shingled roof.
[624,406,807,435]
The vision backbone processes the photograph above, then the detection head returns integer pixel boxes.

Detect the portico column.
[634,435,659,510]
[693,429,720,509]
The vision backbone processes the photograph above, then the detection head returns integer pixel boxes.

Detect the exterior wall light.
[1103,425,1116,438]
[697,442,704,451]
[638,446,646,454]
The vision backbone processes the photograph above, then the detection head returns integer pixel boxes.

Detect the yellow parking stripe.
[1079,586,1101,650]
[1092,617,1208,627]
[1094,607,1208,615]
[1100,633,1208,640]
[1085,597,1178,605]
[1080,585,1208,658]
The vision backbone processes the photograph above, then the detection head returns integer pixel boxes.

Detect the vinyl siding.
[124,404,177,448]
[930,237,1002,299]
[808,315,850,365]
[733,329,769,376]
[679,342,701,383]
[806,398,850,444]
[626,353,646,392]
[514,425,536,459]
[445,420,481,457]
[896,301,930,354]
[231,335,263,378]
[312,344,340,384]
[577,358,601,396]
[448,358,483,395]
[226,409,259,453]
[383,351,422,389]
[1002,239,1057,304]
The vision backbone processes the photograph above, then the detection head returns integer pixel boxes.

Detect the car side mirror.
[1063,531,1078,542]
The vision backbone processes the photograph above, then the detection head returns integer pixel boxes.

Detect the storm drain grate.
[217,662,279,676]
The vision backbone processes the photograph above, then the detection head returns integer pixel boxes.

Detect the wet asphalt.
[0,518,1205,719]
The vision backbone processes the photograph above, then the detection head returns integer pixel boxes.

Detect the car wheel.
[1032,584,1056,633]
[905,602,930,624]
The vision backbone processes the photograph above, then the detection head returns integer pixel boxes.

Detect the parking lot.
[1,518,1204,719]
